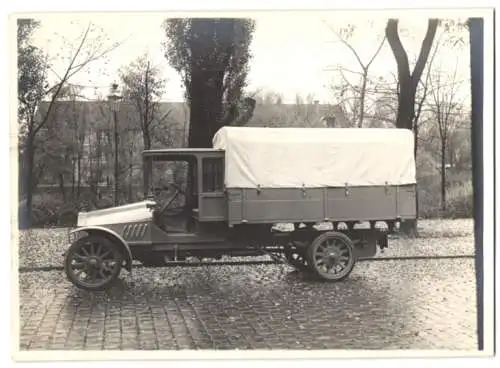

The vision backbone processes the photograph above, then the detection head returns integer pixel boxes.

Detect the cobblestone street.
[17,227,478,351]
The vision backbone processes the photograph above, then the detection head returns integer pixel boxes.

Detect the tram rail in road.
[18,254,475,273]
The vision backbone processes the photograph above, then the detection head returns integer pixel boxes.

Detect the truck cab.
[143,148,227,233]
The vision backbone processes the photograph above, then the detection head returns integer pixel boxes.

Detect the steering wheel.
[157,183,186,217]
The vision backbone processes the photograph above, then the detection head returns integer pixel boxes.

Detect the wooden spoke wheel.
[305,231,356,281]
[64,235,123,291]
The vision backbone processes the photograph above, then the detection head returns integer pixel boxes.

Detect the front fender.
[68,226,134,272]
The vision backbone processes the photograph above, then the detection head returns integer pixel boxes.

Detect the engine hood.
[76,200,156,227]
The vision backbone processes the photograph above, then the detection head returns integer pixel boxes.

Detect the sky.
[29,10,473,104]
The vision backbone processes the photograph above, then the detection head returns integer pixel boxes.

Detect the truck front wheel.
[64,235,123,291]
[305,231,356,281]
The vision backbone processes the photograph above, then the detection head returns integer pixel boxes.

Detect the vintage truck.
[63,126,417,291]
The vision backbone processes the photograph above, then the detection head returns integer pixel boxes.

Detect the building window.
[202,158,224,192]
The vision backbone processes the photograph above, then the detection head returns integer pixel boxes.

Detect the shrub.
[27,194,63,227]
[418,177,473,219]
[19,190,118,228]
[445,181,474,218]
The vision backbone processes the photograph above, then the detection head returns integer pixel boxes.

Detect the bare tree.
[19,21,122,225]
[428,61,465,212]
[368,75,398,127]
[119,54,168,196]
[324,22,386,127]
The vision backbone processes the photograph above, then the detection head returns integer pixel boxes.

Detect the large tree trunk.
[386,18,438,130]
[188,71,213,148]
[385,18,438,236]
[208,71,226,138]
[187,72,226,146]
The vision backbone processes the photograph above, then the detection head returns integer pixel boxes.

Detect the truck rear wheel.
[305,231,356,281]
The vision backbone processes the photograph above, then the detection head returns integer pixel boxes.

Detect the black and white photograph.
[7,3,496,363]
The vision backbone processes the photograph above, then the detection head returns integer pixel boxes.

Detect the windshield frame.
[142,149,225,201]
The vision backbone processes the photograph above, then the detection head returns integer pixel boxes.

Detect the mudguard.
[68,226,134,272]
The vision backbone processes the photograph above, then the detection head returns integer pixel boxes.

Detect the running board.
[152,241,238,252]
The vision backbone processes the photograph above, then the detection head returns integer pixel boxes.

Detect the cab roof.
[142,148,224,160]
[143,148,222,155]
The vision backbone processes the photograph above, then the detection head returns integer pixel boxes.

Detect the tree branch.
[329,65,365,76]
[323,21,365,70]
[385,19,411,86]
[366,35,386,69]
[32,23,92,136]
[410,18,439,90]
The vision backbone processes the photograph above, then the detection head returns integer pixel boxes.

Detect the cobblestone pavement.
[18,237,478,350]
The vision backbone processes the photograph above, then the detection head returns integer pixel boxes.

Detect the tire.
[64,234,123,292]
[305,231,356,281]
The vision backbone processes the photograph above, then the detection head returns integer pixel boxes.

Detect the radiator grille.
[122,223,148,240]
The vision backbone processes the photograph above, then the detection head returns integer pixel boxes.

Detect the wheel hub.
[324,245,340,265]
[86,256,101,267]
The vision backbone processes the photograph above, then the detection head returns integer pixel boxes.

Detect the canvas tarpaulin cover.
[212,127,416,188]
